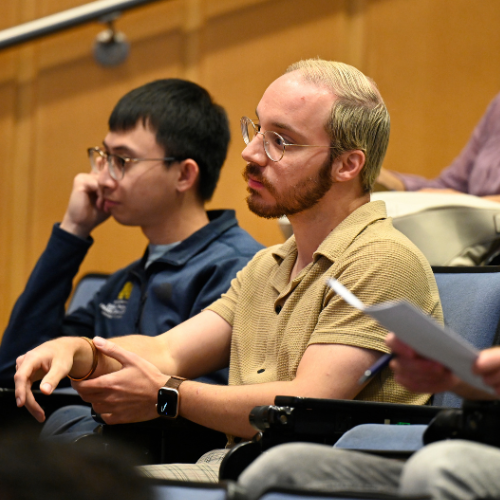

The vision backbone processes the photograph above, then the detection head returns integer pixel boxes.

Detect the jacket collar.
[139,210,238,268]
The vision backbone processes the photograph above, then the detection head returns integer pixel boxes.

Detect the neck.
[288,185,370,279]
[142,196,209,245]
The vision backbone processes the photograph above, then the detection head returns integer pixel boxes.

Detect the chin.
[111,214,136,227]
[246,196,283,220]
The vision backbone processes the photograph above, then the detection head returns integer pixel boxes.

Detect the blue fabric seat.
[66,273,109,314]
[431,267,500,407]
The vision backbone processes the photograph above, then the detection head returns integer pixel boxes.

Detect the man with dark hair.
[0,79,263,387]
[15,60,441,481]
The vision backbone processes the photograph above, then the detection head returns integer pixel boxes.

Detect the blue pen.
[358,353,394,384]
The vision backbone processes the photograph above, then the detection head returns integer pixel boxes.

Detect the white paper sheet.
[326,278,495,394]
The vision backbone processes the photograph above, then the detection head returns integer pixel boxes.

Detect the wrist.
[60,216,92,240]
[68,337,98,381]
[157,376,187,418]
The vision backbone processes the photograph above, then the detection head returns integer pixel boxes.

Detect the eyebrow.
[255,109,308,143]
[102,140,138,158]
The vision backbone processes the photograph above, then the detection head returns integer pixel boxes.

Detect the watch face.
[157,388,179,418]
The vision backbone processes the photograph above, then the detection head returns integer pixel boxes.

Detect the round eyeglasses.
[240,116,337,162]
[88,147,180,181]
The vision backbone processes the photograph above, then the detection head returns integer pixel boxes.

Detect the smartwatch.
[157,376,186,419]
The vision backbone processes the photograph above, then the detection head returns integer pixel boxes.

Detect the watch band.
[165,376,186,390]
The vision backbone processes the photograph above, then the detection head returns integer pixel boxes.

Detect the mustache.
[243,163,272,190]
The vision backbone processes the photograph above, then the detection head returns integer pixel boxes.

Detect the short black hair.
[108,79,230,201]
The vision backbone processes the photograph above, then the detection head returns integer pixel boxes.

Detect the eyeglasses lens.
[264,131,284,162]
[89,149,123,180]
[241,118,256,145]
[89,149,104,173]
[240,117,284,162]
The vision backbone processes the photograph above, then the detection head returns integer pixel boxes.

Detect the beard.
[242,157,334,219]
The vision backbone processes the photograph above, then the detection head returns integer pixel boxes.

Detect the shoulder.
[353,217,428,261]
[336,218,437,289]
[216,224,265,257]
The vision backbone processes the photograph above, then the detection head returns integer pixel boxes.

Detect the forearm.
[0,225,91,385]
[179,380,310,439]
[96,334,174,376]
[176,344,380,438]
[482,195,500,203]
[376,168,406,191]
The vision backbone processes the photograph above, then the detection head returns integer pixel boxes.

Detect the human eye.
[110,154,128,170]
[268,131,286,147]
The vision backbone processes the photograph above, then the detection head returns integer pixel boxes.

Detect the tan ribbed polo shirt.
[207,201,442,405]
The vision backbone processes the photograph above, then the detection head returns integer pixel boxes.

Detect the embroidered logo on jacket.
[99,281,133,319]
[118,281,133,300]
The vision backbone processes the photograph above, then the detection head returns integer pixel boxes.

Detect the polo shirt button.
[275,305,282,314]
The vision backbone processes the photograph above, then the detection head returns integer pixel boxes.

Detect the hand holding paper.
[326,278,495,395]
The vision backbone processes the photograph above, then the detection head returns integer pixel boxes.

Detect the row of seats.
[4,266,500,499]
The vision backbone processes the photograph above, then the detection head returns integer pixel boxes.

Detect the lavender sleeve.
[395,93,500,196]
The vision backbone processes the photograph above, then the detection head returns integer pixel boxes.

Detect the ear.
[175,159,200,193]
[332,150,366,183]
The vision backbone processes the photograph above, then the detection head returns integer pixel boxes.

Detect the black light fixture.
[93,13,130,67]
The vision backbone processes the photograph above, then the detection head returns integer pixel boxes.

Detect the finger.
[474,347,500,374]
[481,372,500,390]
[23,389,46,423]
[37,358,75,396]
[99,413,113,424]
[95,185,106,212]
[92,337,143,367]
[391,356,446,375]
[385,334,418,358]
[14,355,45,406]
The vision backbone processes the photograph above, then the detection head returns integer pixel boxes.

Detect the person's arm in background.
[386,333,499,400]
[0,173,110,386]
[376,94,500,195]
[375,168,406,191]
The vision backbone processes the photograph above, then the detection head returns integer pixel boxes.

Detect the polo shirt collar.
[314,200,387,262]
[271,200,388,265]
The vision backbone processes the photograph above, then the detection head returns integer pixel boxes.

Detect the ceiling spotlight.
[93,16,130,67]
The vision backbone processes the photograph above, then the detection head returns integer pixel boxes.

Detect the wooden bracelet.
[68,337,98,381]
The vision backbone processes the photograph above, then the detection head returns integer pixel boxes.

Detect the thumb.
[92,337,139,367]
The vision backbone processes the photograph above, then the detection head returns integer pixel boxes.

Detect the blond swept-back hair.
[286,59,390,192]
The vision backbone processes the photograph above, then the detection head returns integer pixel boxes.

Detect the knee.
[239,443,308,483]
[40,405,92,440]
[400,440,480,496]
[238,443,323,500]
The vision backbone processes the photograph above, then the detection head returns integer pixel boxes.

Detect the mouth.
[103,199,119,211]
[247,177,264,190]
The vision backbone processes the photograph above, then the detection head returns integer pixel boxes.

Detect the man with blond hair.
[15,59,441,481]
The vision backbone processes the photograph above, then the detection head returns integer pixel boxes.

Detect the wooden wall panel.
[2,0,500,336]
[364,0,500,178]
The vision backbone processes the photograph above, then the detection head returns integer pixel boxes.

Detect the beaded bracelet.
[67,337,98,381]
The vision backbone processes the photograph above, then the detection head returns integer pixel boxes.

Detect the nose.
[241,133,268,166]
[96,160,117,187]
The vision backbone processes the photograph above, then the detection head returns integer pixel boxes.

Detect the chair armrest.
[254,396,443,450]
[220,396,444,481]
